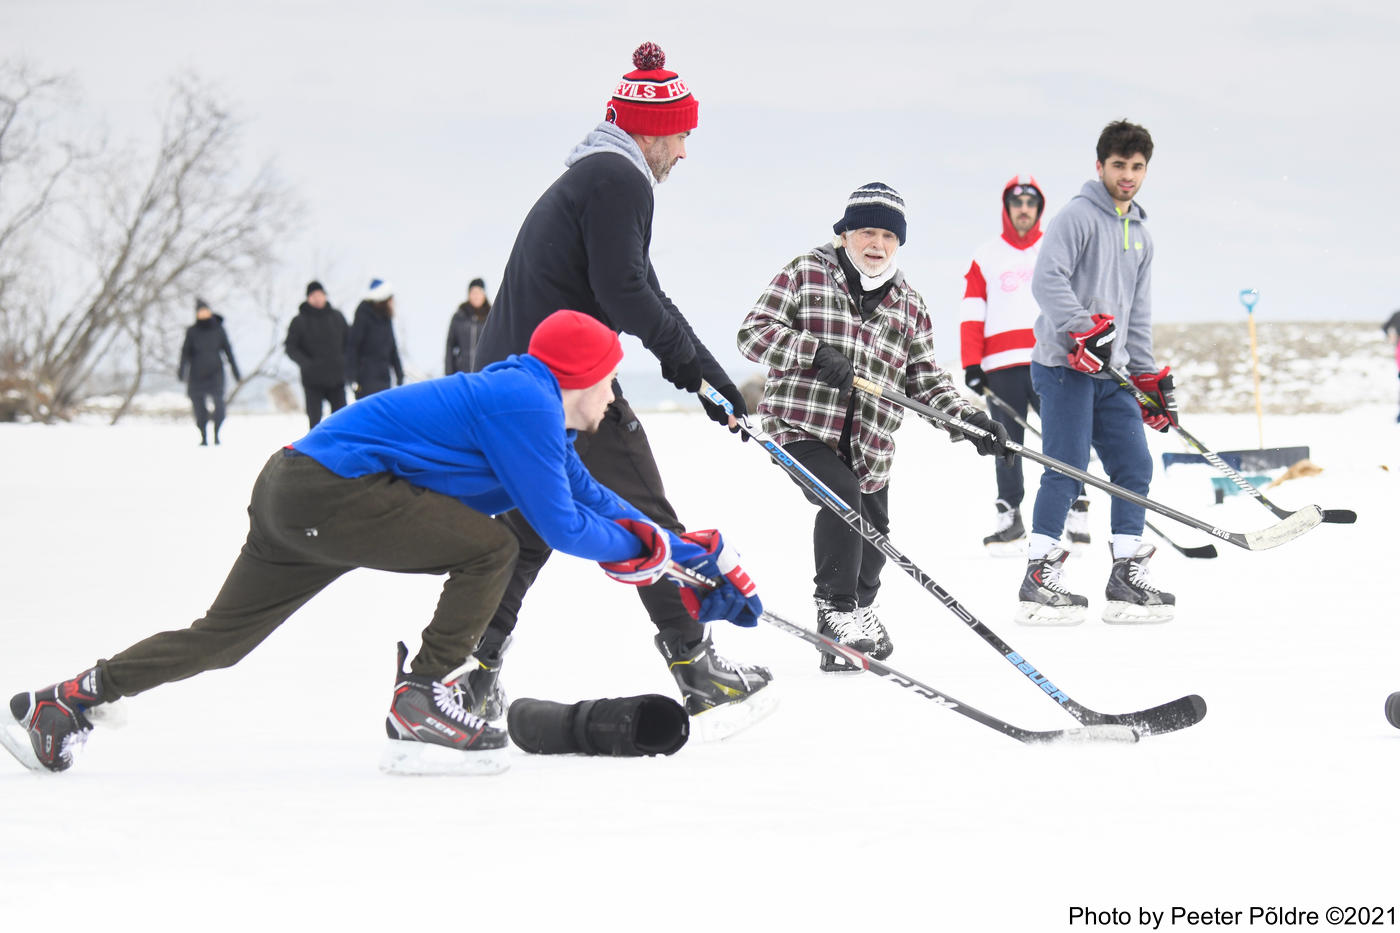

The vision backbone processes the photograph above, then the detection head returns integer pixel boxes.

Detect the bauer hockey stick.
[978,384,1218,559]
[697,381,1205,738]
[852,377,1320,551]
[1106,364,1356,526]
[663,563,1138,746]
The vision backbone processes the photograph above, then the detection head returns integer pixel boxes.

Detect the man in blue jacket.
[1017,120,1178,626]
[2,311,763,776]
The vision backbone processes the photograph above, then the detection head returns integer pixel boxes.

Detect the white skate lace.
[857,605,886,642]
[1127,558,1161,594]
[59,727,91,764]
[1039,557,1076,595]
[705,647,758,690]
[432,681,488,729]
[821,606,866,643]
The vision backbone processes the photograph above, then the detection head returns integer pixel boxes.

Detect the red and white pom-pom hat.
[605,42,699,136]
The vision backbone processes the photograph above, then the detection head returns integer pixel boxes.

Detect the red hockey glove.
[599,518,672,586]
[1067,314,1117,373]
[672,529,763,628]
[1130,366,1178,432]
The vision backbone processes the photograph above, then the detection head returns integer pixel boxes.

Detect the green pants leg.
[98,451,519,700]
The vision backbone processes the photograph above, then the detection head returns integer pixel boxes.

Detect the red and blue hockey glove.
[1130,366,1178,432]
[1067,313,1117,373]
[599,518,672,586]
[671,529,763,628]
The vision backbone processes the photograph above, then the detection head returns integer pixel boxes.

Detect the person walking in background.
[960,176,1092,553]
[346,278,405,399]
[0,311,764,777]
[738,183,1010,671]
[1019,119,1177,626]
[285,281,350,428]
[446,278,492,375]
[463,42,772,736]
[179,297,241,446]
[1384,308,1400,422]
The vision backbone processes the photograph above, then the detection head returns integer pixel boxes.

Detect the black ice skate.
[816,598,874,672]
[1,668,103,774]
[1103,545,1175,624]
[381,642,509,776]
[982,499,1026,557]
[446,636,511,722]
[1014,547,1089,626]
[654,630,777,742]
[1064,496,1092,547]
[860,604,893,661]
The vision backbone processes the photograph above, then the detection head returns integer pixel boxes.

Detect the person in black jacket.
[445,277,491,374]
[462,42,772,737]
[346,278,405,399]
[179,298,241,445]
[285,281,349,428]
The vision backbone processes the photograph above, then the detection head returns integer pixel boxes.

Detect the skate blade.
[1013,602,1086,626]
[983,539,1027,558]
[1102,602,1175,624]
[0,705,46,773]
[692,687,780,743]
[378,740,510,776]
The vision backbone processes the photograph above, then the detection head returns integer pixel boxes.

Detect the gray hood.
[1077,178,1147,223]
[564,122,653,186]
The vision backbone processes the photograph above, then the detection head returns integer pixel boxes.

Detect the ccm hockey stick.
[979,384,1218,559]
[698,381,1205,738]
[852,377,1319,551]
[663,563,1138,746]
[1106,364,1356,526]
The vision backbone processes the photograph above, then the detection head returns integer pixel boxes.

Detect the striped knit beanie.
[833,182,907,245]
[605,42,698,137]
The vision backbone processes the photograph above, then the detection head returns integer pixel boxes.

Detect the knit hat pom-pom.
[632,42,665,70]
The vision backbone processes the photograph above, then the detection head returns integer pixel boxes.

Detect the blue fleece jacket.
[291,355,648,562]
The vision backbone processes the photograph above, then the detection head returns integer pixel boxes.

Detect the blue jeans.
[1029,362,1152,539]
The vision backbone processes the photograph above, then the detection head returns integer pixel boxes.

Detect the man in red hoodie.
[959,177,1090,552]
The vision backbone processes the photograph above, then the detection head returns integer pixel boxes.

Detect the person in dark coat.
[445,277,492,374]
[285,281,350,428]
[346,278,405,399]
[179,298,241,445]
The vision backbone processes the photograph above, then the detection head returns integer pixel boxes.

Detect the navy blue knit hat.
[833,182,907,245]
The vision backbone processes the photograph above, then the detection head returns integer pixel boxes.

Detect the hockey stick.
[698,381,1205,738]
[852,377,1319,551]
[1106,364,1356,526]
[979,385,1218,559]
[663,563,1138,746]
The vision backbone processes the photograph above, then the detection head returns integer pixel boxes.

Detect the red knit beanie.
[528,310,624,389]
[605,42,698,137]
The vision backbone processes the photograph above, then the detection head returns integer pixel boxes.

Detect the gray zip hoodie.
[1030,179,1156,375]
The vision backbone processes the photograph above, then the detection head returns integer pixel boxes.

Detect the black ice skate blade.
[0,706,46,773]
[1385,692,1400,730]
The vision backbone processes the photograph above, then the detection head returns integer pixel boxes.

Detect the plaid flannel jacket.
[737,243,974,493]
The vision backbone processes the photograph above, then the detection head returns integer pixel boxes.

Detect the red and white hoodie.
[959,175,1044,372]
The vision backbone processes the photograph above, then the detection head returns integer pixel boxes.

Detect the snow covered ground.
[1,403,1397,930]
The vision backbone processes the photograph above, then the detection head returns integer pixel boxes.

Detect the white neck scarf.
[843,248,898,292]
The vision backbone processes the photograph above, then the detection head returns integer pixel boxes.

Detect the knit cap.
[605,42,698,136]
[832,182,907,245]
[528,310,624,389]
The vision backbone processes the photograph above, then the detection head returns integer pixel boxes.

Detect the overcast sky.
[5,0,1398,384]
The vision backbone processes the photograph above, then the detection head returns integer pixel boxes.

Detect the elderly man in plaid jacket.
[738,183,1010,671]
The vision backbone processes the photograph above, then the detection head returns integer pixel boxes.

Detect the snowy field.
[2,401,1397,930]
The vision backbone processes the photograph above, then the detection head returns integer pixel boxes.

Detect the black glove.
[955,409,1014,464]
[964,365,986,394]
[699,382,750,440]
[812,343,853,392]
[660,355,703,393]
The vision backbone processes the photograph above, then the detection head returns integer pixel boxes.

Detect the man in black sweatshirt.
[465,42,772,739]
[285,281,350,428]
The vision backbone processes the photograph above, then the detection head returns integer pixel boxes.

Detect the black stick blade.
[1322,509,1357,524]
[1091,694,1207,737]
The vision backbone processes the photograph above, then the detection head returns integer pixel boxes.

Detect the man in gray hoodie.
[1017,119,1178,626]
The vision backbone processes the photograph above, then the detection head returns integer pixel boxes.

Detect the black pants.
[303,383,347,428]
[96,451,519,700]
[354,379,391,400]
[476,392,703,656]
[984,366,1039,509]
[785,439,890,610]
[188,383,226,438]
